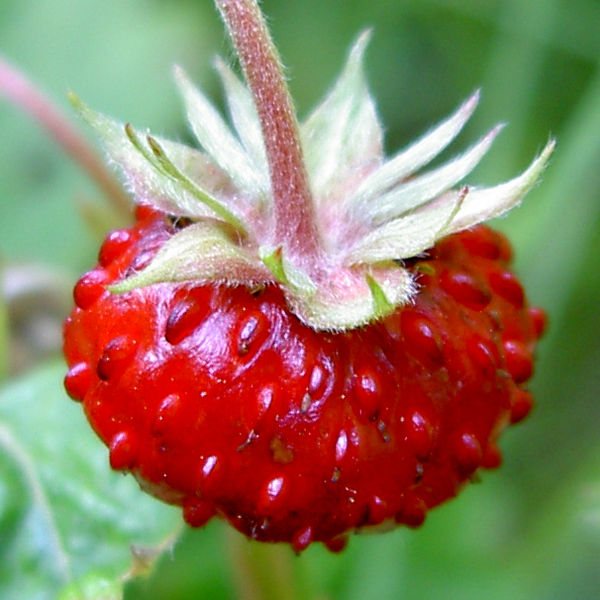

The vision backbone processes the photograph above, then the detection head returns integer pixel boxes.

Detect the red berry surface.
[63,211,544,550]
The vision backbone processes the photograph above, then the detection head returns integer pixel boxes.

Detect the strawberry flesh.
[63,210,544,550]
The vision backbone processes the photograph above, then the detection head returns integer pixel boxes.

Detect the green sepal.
[110,223,272,293]
[214,57,269,182]
[259,247,317,293]
[143,132,247,234]
[69,93,241,222]
[348,90,481,209]
[446,139,556,234]
[366,274,394,319]
[174,65,268,196]
[301,30,383,206]
[67,28,555,333]
[349,124,503,226]
[259,247,289,284]
[346,187,467,265]
[286,266,415,331]
[58,573,121,600]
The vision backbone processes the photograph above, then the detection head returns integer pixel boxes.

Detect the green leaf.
[58,573,121,600]
[0,361,181,600]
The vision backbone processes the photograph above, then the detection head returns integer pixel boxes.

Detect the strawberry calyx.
[70,0,555,331]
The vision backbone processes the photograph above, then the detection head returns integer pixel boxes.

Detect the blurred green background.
[1,0,599,599]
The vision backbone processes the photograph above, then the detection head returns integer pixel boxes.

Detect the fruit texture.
[63,0,553,551]
[64,215,544,550]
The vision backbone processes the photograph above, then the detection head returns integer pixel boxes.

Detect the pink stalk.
[0,55,130,216]
[214,0,321,264]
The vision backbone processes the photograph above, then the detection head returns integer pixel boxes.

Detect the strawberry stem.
[214,0,321,264]
[0,264,7,381]
[0,55,131,218]
[226,528,297,600]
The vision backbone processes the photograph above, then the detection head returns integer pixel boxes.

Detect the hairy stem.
[214,0,321,263]
[0,55,131,216]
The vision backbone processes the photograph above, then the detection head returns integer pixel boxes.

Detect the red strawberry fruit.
[63,0,554,551]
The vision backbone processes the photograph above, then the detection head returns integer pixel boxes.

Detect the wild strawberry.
[63,0,554,551]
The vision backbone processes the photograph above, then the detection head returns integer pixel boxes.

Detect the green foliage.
[0,362,181,599]
[1,0,599,598]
